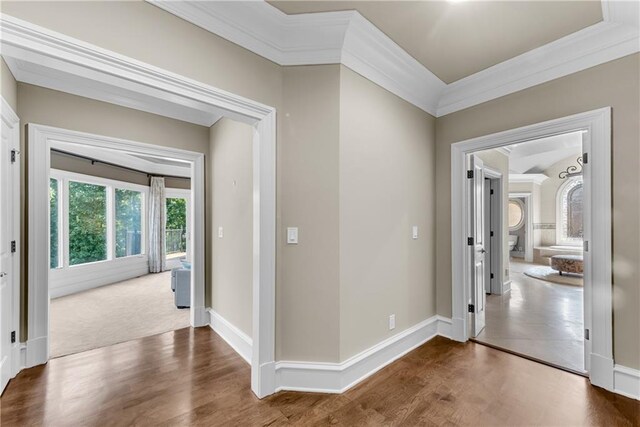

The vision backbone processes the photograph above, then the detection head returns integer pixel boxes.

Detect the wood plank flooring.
[2,327,638,426]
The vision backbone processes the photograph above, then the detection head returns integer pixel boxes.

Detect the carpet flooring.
[50,271,190,358]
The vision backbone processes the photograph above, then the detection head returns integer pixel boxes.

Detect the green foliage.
[166,197,187,252]
[49,178,59,269]
[68,181,107,265]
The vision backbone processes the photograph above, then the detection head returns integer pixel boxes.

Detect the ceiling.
[505,131,583,174]
[269,1,603,83]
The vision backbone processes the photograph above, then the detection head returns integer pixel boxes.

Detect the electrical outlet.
[389,314,396,330]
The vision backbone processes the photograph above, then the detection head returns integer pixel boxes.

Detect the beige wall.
[474,149,510,283]
[17,83,209,340]
[208,118,253,337]
[436,53,640,369]
[278,65,342,361]
[50,152,191,189]
[1,57,17,112]
[338,66,436,360]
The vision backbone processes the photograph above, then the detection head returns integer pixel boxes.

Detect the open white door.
[469,155,486,337]
[0,106,16,393]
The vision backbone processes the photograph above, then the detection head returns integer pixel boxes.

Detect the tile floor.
[475,259,585,373]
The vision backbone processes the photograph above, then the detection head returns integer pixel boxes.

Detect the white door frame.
[508,192,534,263]
[451,108,612,390]
[7,17,277,397]
[0,97,21,389]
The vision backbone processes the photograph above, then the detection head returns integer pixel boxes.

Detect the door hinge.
[11,331,16,344]
[468,304,475,313]
[11,149,19,164]
[584,328,590,340]
[582,152,588,164]
[584,240,589,252]
[467,237,474,246]
[490,189,494,195]
[11,240,16,253]
[490,273,494,279]
[467,170,474,179]
[490,231,494,237]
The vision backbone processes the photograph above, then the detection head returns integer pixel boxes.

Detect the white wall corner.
[208,309,253,364]
[613,365,640,400]
[276,315,445,393]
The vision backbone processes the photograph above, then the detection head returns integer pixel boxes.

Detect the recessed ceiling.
[269,1,603,83]
[506,131,583,174]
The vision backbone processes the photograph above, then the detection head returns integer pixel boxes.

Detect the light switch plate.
[412,226,418,239]
[218,226,224,238]
[389,314,396,330]
[287,227,298,244]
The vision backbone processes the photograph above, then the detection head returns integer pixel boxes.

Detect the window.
[165,197,187,257]
[116,189,143,257]
[557,177,583,245]
[49,178,60,269]
[49,170,147,269]
[508,199,525,230]
[68,181,107,265]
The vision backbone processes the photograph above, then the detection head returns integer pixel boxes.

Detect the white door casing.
[0,97,20,394]
[451,108,612,390]
[469,155,486,337]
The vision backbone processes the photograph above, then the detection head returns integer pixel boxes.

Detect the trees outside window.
[166,197,187,254]
[49,178,59,269]
[68,181,107,265]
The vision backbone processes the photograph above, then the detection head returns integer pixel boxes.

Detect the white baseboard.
[25,336,48,368]
[50,256,148,298]
[275,315,450,394]
[502,280,512,294]
[207,309,252,364]
[613,365,640,400]
[436,315,452,338]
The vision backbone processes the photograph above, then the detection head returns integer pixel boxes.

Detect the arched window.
[556,177,583,245]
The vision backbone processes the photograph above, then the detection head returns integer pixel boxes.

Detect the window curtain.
[148,177,166,273]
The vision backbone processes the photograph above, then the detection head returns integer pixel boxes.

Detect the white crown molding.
[148,0,445,116]
[437,20,640,116]
[509,173,549,185]
[149,0,639,118]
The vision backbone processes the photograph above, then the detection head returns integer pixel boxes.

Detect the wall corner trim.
[274,315,451,394]
[208,309,253,365]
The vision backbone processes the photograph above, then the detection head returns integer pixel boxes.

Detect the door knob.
[0,272,7,277]
[480,249,486,253]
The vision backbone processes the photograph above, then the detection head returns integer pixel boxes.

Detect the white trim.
[148,1,445,116]
[508,174,549,185]
[509,192,534,263]
[147,1,638,118]
[5,16,277,397]
[483,167,504,295]
[208,309,253,365]
[502,280,512,294]
[275,316,451,394]
[613,365,640,400]
[451,108,613,391]
[1,96,20,384]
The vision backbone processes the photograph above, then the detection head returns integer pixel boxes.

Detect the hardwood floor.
[2,327,638,426]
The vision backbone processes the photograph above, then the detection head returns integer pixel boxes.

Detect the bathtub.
[534,245,583,264]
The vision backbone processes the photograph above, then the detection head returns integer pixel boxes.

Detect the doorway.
[450,108,613,390]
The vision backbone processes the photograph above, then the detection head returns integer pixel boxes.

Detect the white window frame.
[556,176,584,246]
[50,169,149,269]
